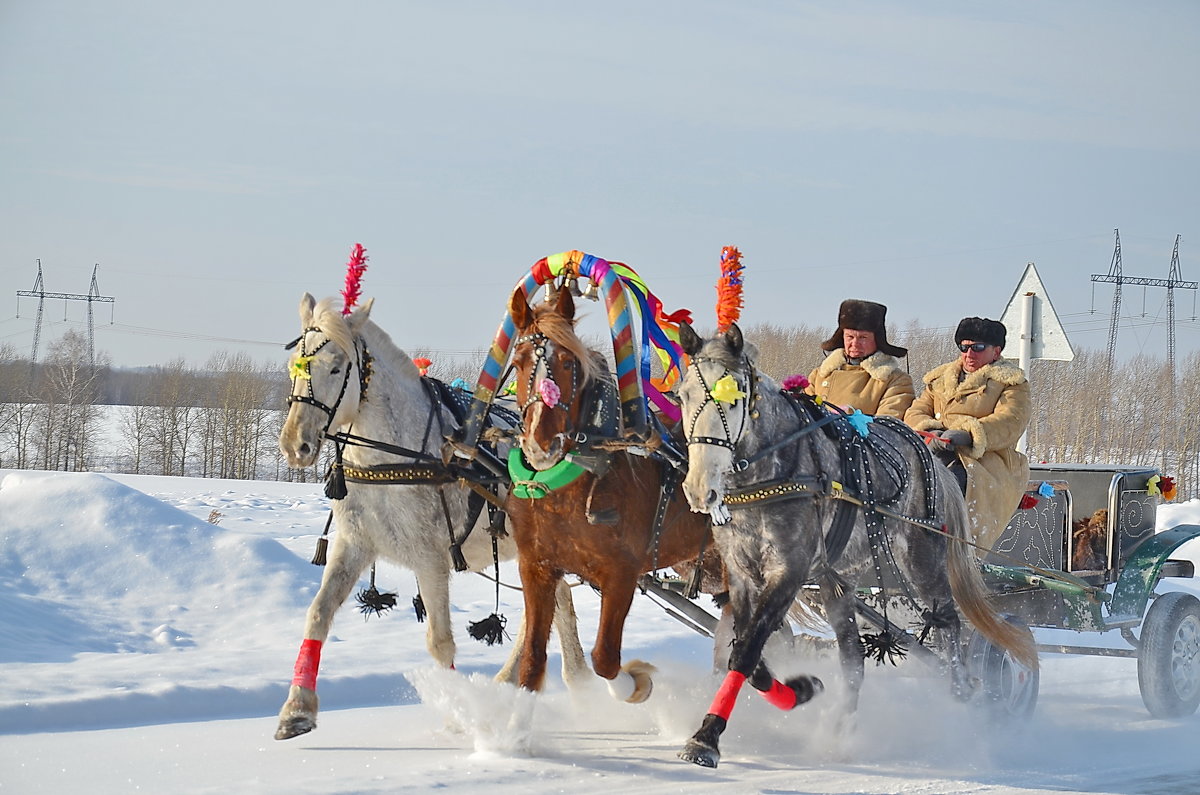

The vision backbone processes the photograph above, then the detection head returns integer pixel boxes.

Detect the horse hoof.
[274,716,315,740]
[678,740,720,768]
[787,674,824,706]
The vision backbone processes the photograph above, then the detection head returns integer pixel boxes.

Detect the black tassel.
[861,630,908,666]
[311,512,334,566]
[916,600,959,644]
[412,593,427,623]
[355,585,398,619]
[467,613,508,646]
[324,463,347,500]
[449,542,469,573]
[310,536,328,566]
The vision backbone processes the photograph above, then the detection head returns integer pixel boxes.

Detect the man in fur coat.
[806,299,914,419]
[904,317,1031,551]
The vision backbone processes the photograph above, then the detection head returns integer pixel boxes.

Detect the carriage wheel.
[1137,591,1200,718]
[963,614,1039,722]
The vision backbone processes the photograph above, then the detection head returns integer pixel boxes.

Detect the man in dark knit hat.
[806,299,914,419]
[905,317,1030,551]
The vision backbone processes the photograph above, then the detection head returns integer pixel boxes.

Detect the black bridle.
[683,354,758,457]
[514,330,585,446]
[285,325,372,437]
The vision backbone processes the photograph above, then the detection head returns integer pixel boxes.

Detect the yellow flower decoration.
[290,355,315,380]
[710,374,747,404]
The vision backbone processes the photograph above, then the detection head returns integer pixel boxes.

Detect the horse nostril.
[298,442,310,458]
[706,489,719,506]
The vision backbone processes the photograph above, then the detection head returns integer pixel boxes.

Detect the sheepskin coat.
[904,357,1031,551]
[806,349,915,419]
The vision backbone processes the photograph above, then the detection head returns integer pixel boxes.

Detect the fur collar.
[816,349,905,381]
[923,357,1026,395]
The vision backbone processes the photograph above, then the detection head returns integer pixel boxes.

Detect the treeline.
[2,326,1197,500]
[0,331,319,482]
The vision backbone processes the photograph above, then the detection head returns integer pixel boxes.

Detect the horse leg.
[413,560,456,668]
[515,560,559,694]
[495,578,590,688]
[551,578,590,686]
[712,600,734,673]
[592,577,655,703]
[822,584,866,718]
[275,535,371,740]
[679,580,823,768]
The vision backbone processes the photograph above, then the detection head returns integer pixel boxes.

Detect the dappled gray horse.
[673,322,1037,768]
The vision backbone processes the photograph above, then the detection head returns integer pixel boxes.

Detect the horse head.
[279,292,374,468]
[677,321,757,525]
[508,285,600,471]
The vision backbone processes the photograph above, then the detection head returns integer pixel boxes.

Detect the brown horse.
[504,285,716,703]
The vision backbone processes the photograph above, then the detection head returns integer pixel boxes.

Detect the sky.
[1,1,1198,370]
[3,468,1200,793]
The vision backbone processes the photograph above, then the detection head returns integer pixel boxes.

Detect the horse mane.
[531,302,601,385]
[311,297,421,379]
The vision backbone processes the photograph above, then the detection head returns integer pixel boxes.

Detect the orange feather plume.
[715,246,744,332]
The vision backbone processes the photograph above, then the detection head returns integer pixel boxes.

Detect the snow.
[2,470,1200,794]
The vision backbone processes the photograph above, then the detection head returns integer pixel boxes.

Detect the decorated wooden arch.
[458,250,692,453]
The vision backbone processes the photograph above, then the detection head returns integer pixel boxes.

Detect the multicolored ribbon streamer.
[464,250,691,452]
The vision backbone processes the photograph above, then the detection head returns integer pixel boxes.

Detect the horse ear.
[555,283,576,321]
[299,292,316,326]
[509,287,533,329]
[678,321,703,356]
[724,322,744,357]
[348,297,374,332]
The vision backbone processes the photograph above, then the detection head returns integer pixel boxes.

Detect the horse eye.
[330,367,341,375]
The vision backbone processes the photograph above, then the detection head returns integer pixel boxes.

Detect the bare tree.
[27,331,107,471]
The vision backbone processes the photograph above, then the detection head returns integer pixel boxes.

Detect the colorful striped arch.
[460,250,689,453]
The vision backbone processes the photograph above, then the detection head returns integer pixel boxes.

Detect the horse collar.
[507,447,586,499]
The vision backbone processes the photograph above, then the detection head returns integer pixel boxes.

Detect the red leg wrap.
[292,639,322,690]
[708,671,747,721]
[760,678,797,710]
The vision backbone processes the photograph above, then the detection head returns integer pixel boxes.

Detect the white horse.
[275,293,589,741]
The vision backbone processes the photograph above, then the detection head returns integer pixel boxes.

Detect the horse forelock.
[529,304,600,385]
[308,298,421,380]
[697,336,746,373]
[308,298,356,359]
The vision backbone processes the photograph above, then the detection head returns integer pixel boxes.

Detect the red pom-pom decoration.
[781,374,810,393]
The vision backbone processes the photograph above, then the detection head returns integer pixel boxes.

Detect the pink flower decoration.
[782,374,810,392]
[538,378,560,408]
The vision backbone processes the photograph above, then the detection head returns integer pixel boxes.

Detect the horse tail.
[945,511,1040,671]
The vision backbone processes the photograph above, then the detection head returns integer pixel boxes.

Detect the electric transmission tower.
[16,260,116,378]
[1091,231,1195,471]
[1091,230,1195,373]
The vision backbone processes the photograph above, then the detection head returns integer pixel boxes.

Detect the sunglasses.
[958,342,990,353]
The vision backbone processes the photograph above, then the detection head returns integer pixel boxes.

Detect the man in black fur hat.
[905,317,1031,550]
[806,299,914,419]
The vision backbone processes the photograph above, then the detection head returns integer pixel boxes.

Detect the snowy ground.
[2,469,1200,794]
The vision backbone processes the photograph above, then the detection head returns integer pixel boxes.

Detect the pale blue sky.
[1,1,1197,369]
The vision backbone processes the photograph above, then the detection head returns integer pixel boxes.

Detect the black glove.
[929,429,971,452]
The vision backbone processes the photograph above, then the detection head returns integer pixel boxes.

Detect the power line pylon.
[16,260,116,378]
[1094,229,1124,371]
[1091,230,1196,370]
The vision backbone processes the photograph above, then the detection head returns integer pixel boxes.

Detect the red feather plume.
[341,243,369,315]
